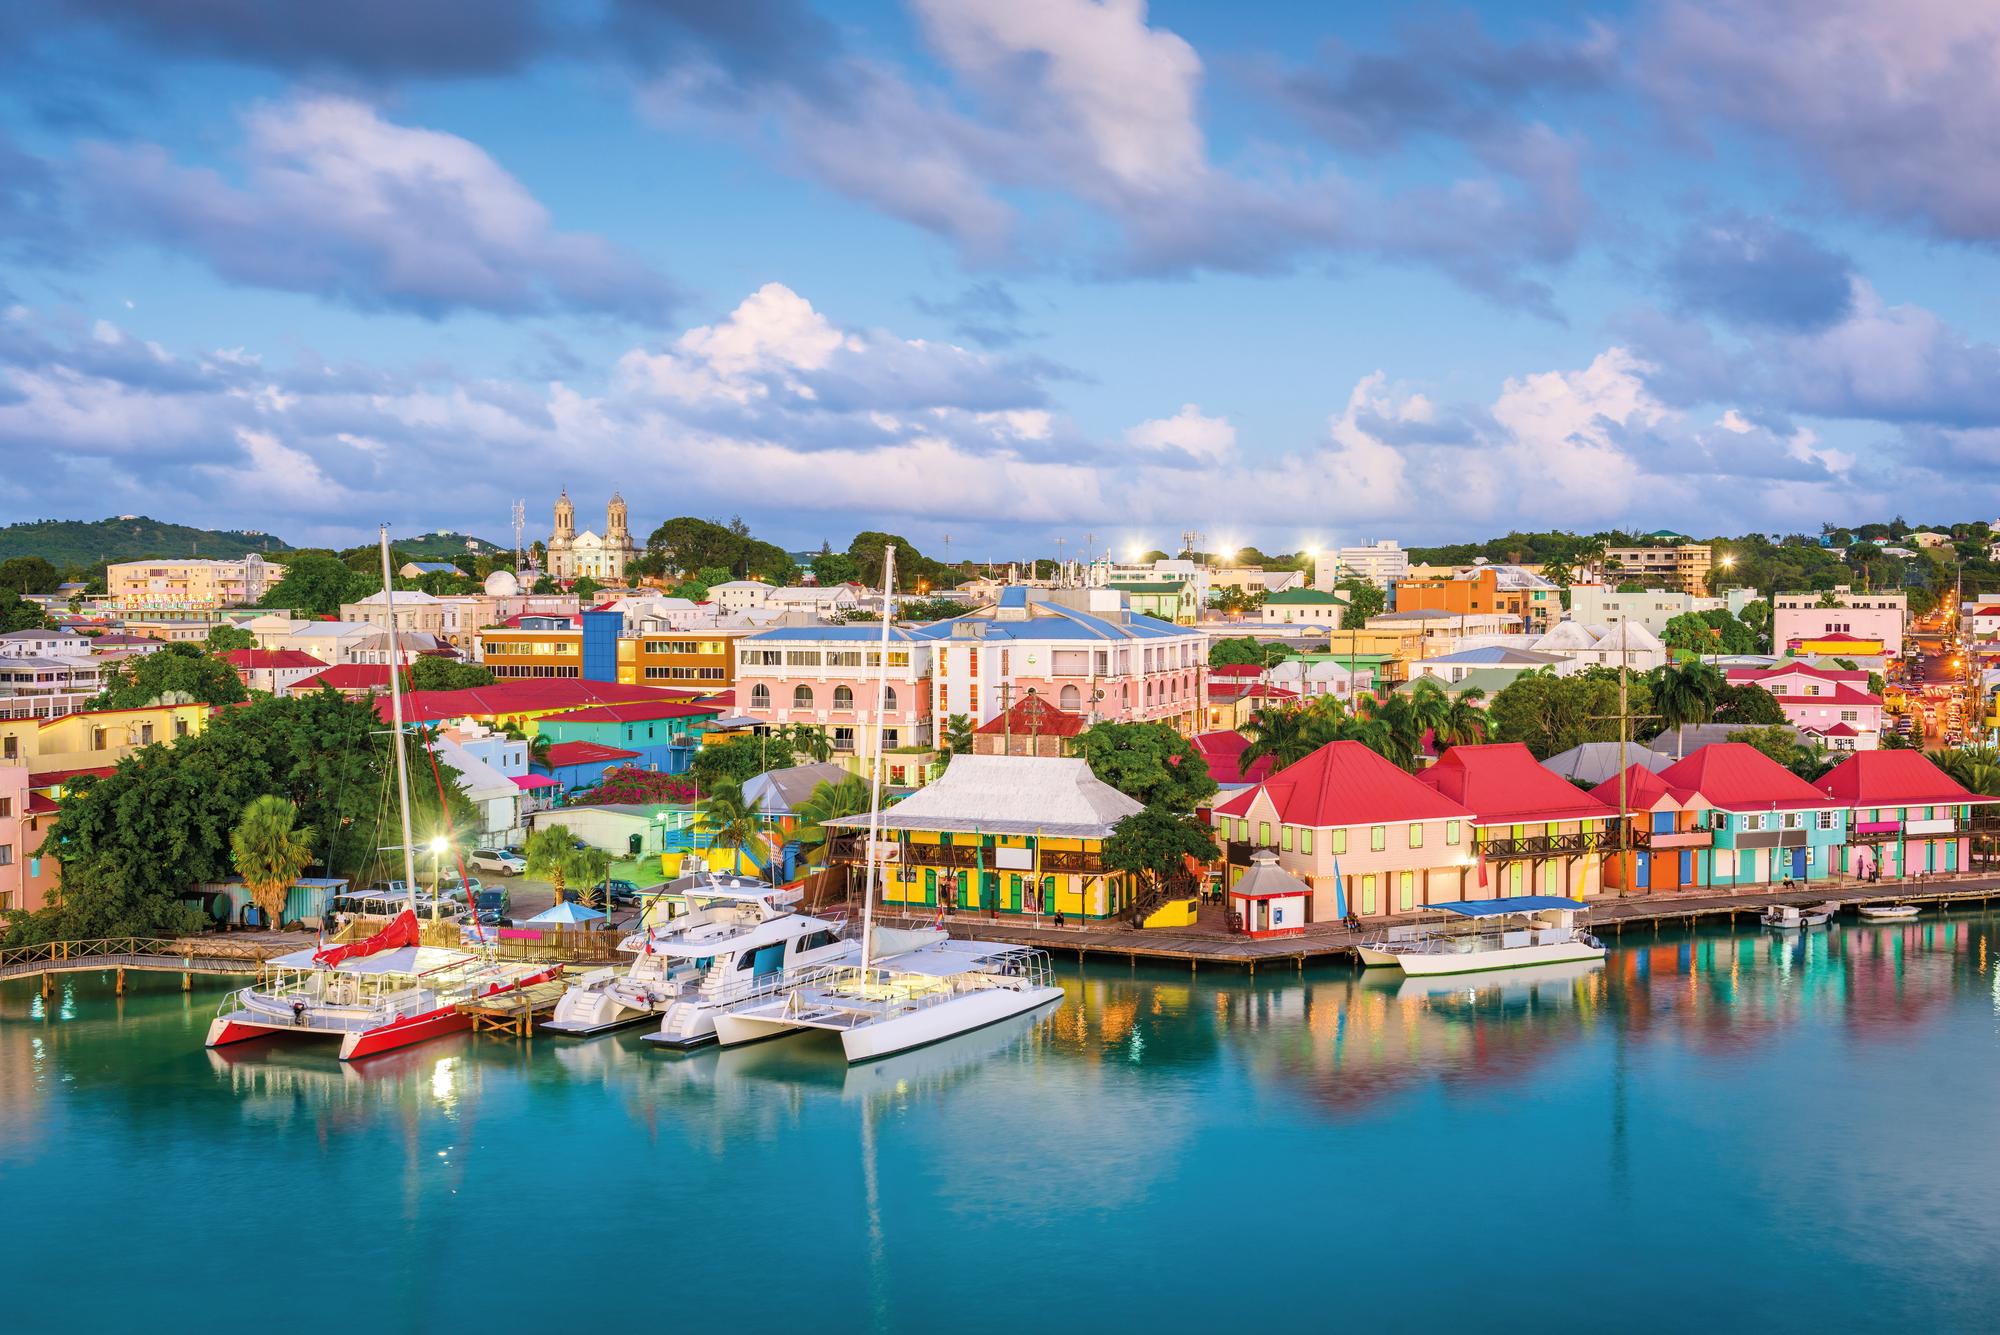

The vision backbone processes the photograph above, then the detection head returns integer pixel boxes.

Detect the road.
[1900,610,1970,749]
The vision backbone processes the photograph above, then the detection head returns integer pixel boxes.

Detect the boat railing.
[705,959,855,1007]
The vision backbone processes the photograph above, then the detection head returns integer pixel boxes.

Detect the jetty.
[457,978,571,1038]
[900,872,2000,972]
[0,936,298,997]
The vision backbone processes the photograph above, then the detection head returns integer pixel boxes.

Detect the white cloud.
[1124,403,1235,463]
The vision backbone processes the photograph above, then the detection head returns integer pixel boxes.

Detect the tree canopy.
[644,516,797,584]
[1486,668,1658,760]
[1208,636,1290,668]
[1335,579,1385,629]
[407,656,495,691]
[204,624,256,652]
[1075,721,1217,811]
[259,551,375,617]
[1102,805,1218,902]
[91,641,248,709]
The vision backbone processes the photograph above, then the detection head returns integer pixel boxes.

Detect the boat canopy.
[870,940,1028,977]
[649,914,833,959]
[1427,896,1589,918]
[268,944,476,974]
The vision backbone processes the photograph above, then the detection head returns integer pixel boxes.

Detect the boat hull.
[1353,944,1400,968]
[842,985,1064,1063]
[1858,905,1920,921]
[1392,940,1606,978]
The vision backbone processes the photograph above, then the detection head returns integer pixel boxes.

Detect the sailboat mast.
[858,543,896,973]
[378,526,421,914]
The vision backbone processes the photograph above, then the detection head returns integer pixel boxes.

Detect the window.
[1370,825,1385,852]
[1408,825,1423,849]
[1816,811,1836,831]
[748,684,771,709]
[833,686,854,710]
[0,798,8,817]
[827,651,863,668]
[793,685,814,709]
[884,687,898,713]
[1446,820,1460,846]
[1329,829,1346,854]
[1301,829,1314,854]
[1281,826,1294,851]
[1258,822,1271,845]
[1059,684,1082,711]
[0,844,11,866]
[1782,812,1801,830]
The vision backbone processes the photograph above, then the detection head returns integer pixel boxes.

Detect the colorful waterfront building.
[535,740,641,791]
[827,754,1141,920]
[1212,740,1478,920]
[1655,743,1845,885]
[1592,764,1713,894]
[1815,750,1994,879]
[1417,743,1620,899]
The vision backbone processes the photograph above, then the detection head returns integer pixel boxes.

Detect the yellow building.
[106,556,273,610]
[477,626,583,679]
[26,703,211,772]
[824,754,1144,920]
[617,631,744,691]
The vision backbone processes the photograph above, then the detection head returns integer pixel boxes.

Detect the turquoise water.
[6,917,2000,1333]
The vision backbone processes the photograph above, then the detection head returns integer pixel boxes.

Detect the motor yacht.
[1356,897,1605,977]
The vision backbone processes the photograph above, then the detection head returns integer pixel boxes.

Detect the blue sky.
[2,0,1998,558]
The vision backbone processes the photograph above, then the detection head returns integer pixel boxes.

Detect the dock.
[457,979,570,1037]
[901,873,2000,972]
[0,935,298,997]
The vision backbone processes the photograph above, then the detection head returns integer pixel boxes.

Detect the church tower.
[607,491,628,543]
[550,488,576,580]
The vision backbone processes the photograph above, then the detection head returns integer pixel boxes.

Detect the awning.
[511,774,560,790]
[1427,896,1588,917]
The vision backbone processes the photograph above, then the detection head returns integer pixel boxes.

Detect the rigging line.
[418,720,489,953]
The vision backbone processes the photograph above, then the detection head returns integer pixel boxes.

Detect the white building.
[1315,540,1407,591]
[1565,584,1723,636]
[547,489,639,583]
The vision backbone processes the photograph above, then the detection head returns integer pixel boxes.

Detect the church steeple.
[607,489,628,542]
[553,488,574,541]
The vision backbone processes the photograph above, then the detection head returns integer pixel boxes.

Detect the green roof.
[1107,581,1190,595]
[1262,588,1346,605]
[1396,667,1524,697]
[1295,651,1392,666]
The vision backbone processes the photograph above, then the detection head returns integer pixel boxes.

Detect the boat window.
[792,929,841,953]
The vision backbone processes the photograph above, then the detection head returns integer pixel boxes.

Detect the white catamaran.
[710,544,1064,1063]
[1355,896,1605,977]
[206,526,560,1061]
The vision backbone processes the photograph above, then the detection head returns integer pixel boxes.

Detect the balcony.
[1477,828,1639,860]
[1648,829,1711,850]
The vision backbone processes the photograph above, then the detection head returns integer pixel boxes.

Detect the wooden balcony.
[827,833,1103,875]
[1647,829,1712,850]
[1476,827,1637,860]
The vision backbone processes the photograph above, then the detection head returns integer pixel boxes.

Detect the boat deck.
[458,980,571,1037]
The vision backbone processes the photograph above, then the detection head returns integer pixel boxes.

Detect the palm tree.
[524,824,609,905]
[526,733,553,772]
[1572,536,1607,581]
[1653,660,1724,758]
[1404,678,1452,750]
[1543,555,1573,589]
[1357,693,1423,770]
[697,779,763,874]
[1242,704,1316,771]
[941,713,975,756]
[1434,688,1488,747]
[787,724,833,765]
[1936,746,2000,797]
[793,774,873,865]
[230,795,315,928]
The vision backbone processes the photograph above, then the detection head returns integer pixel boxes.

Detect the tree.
[572,576,602,600]
[230,795,315,927]
[689,735,770,791]
[1487,668,1657,760]
[260,551,373,617]
[205,624,256,652]
[524,824,612,906]
[812,551,859,586]
[1075,721,1217,811]
[1356,692,1425,769]
[1714,683,1788,726]
[1652,660,1724,757]
[1209,636,1288,668]
[1935,746,2000,797]
[1210,586,1264,618]
[532,576,559,595]
[0,592,49,632]
[1433,689,1489,747]
[646,517,748,576]
[1101,805,1217,905]
[696,779,762,873]
[0,555,61,596]
[1335,579,1385,629]
[792,774,873,865]
[1726,727,1828,780]
[1241,705,1317,772]
[941,713,975,756]
[407,656,495,691]
[900,597,974,622]
[92,642,248,709]
[1662,611,1718,657]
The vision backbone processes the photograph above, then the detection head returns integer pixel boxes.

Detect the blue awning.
[1428,896,1588,917]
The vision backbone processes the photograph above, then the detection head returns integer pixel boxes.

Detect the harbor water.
[5,914,2000,1333]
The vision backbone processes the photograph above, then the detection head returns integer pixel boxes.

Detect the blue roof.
[911,601,1192,643]
[742,625,922,642]
[1428,896,1589,917]
[998,586,1029,609]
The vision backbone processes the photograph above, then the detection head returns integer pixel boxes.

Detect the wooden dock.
[458,979,570,1037]
[902,873,2000,973]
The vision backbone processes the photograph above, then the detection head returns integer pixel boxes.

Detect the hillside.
[379,531,508,561]
[0,516,293,567]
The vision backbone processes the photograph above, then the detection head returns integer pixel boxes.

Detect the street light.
[427,835,449,920]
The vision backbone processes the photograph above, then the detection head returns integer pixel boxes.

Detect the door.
[1398,871,1415,911]
[1791,847,1807,879]
[1636,855,1651,890]
[1360,875,1378,915]
[1679,850,1692,886]
[922,867,937,907]
[981,871,998,909]
[1926,841,1936,872]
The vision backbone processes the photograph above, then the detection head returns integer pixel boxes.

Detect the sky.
[2,0,1999,559]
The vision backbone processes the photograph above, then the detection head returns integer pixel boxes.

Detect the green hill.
[387,531,508,561]
[0,516,293,567]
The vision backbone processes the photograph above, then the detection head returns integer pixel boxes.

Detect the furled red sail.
[313,909,420,967]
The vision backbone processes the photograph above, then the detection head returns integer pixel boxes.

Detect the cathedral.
[547,489,639,583]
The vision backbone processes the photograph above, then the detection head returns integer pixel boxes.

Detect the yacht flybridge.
[206,526,559,1061]
[1355,897,1605,977]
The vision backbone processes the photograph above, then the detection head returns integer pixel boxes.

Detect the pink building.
[0,764,25,912]
[1770,588,1906,657]
[733,625,933,759]
[1726,664,1883,751]
[916,587,1205,734]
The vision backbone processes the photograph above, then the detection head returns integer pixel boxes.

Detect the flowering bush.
[573,767,698,806]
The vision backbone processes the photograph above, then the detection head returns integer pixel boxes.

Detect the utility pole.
[1589,627,1660,898]
[1053,536,1066,586]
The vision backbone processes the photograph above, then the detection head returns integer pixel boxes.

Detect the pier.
[0,936,297,998]
[904,872,2000,972]
[457,979,571,1037]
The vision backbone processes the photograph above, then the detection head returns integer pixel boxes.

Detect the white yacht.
[712,938,1063,1063]
[543,878,815,1037]
[1356,897,1605,977]
[636,905,860,1050]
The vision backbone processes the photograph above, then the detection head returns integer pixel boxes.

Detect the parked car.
[473,888,510,922]
[602,878,642,907]
[471,849,527,875]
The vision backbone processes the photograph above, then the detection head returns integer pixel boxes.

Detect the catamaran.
[206,526,560,1061]
[1355,896,1605,977]
[545,877,851,1038]
[708,543,1063,1063]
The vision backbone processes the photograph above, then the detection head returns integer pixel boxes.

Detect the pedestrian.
[1054,907,1065,929]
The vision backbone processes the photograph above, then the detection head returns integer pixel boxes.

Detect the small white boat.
[1858,903,1922,921]
[1761,903,1833,930]
[1357,897,1604,977]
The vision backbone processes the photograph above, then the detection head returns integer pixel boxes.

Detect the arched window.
[793,685,814,710]
[883,687,899,713]
[833,685,854,710]
[750,683,770,710]
[1059,684,1081,711]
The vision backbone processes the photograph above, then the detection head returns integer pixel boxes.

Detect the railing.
[1476,828,1640,860]
[826,837,1103,875]
[0,936,292,979]
[1647,830,1712,850]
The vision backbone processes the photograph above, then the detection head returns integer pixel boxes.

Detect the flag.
[1331,856,1347,920]
[643,928,654,956]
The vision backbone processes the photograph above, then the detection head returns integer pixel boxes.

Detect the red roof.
[370,680,708,725]
[1815,750,1996,807]
[511,774,560,790]
[1208,664,1265,679]
[28,765,116,787]
[1806,723,1860,737]
[1217,740,1472,825]
[541,740,642,767]
[1794,631,1877,643]
[1768,685,1880,706]
[293,664,395,691]
[1191,730,1276,786]
[541,700,725,724]
[1208,681,1299,703]
[222,649,327,669]
[1974,605,2000,617]
[1419,743,1617,823]
[1656,742,1839,810]
[25,792,58,814]
[1588,764,1701,811]
[1727,664,1869,684]
[973,695,1085,738]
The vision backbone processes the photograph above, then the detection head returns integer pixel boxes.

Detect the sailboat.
[206,527,562,1061]
[711,544,1064,1063]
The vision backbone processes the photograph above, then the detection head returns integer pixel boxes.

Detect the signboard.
[995,845,1034,871]
[869,839,901,862]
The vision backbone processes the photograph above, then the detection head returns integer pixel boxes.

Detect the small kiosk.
[1230,849,1309,939]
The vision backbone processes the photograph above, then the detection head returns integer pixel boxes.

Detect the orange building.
[477,626,583,679]
[617,631,744,692]
[1392,566,1556,631]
